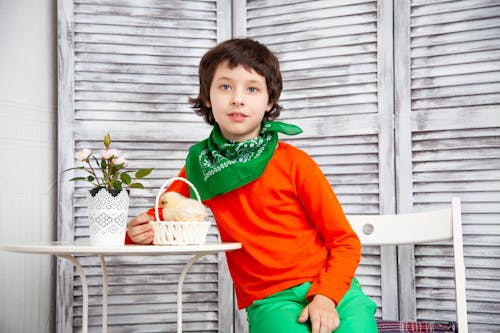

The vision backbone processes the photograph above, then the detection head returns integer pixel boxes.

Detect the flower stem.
[86,157,102,187]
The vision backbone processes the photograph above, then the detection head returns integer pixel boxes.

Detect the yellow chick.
[159,191,208,222]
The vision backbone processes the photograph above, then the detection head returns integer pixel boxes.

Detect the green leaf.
[64,166,86,172]
[129,183,145,189]
[112,181,122,190]
[87,175,95,182]
[91,155,100,167]
[120,172,132,185]
[135,168,153,179]
[69,177,87,182]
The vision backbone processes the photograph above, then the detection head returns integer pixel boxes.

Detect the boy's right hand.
[127,213,155,244]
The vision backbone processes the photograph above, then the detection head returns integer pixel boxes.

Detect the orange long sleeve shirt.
[138,141,361,309]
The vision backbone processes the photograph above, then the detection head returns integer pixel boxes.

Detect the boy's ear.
[266,101,273,112]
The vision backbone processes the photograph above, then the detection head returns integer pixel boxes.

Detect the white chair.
[347,197,468,333]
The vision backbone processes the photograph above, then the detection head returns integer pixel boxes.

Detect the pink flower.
[75,148,92,161]
[101,149,120,159]
[66,132,153,191]
[113,156,127,166]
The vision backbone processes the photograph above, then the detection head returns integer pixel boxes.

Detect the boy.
[127,38,377,333]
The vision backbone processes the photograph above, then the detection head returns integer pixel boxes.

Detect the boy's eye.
[221,84,231,90]
[248,87,258,93]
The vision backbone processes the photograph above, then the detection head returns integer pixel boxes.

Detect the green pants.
[246,278,377,333]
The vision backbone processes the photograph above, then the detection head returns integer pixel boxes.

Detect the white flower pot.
[87,188,129,246]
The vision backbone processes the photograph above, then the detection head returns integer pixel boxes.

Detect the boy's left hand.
[298,294,340,333]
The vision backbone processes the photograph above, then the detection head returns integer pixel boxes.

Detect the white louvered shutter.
[233,1,397,329]
[395,1,500,331]
[58,1,233,332]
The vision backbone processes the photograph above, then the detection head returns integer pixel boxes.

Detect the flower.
[65,133,153,191]
[113,156,127,166]
[101,148,120,159]
[75,148,92,161]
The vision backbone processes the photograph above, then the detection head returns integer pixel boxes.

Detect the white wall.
[0,0,57,332]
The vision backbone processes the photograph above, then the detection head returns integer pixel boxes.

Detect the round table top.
[0,241,242,256]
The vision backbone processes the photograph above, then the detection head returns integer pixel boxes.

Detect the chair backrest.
[347,197,468,333]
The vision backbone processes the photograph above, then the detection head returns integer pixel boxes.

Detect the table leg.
[57,254,89,333]
[98,255,108,333]
[177,253,207,333]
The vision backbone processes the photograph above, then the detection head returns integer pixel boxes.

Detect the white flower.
[67,132,153,192]
[113,156,127,166]
[75,148,92,161]
[101,149,120,159]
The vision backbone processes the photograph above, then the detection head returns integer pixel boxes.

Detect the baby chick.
[159,191,208,222]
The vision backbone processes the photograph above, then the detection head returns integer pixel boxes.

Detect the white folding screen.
[57,0,233,332]
[233,0,397,325]
[395,1,500,330]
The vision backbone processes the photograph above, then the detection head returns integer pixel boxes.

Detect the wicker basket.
[150,177,211,245]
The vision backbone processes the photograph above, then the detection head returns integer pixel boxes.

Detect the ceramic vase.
[87,188,129,246]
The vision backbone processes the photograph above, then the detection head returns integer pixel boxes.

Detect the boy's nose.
[231,90,245,106]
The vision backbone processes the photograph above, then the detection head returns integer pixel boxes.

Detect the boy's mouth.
[228,112,247,121]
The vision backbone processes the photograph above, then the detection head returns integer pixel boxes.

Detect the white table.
[0,241,241,333]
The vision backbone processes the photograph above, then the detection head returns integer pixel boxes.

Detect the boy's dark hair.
[189,38,283,125]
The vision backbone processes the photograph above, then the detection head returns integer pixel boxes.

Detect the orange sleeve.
[293,151,361,304]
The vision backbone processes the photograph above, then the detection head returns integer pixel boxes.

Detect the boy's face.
[206,61,272,142]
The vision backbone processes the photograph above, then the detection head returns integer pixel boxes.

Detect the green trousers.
[246,278,377,333]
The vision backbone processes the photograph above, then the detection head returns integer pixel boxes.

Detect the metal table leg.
[99,255,108,333]
[177,253,208,333]
[57,254,88,333]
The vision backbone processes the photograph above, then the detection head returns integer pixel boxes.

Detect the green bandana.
[185,121,302,200]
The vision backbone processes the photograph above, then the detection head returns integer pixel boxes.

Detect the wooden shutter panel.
[233,1,396,329]
[395,1,500,330]
[58,1,233,332]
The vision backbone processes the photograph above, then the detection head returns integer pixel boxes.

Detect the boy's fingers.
[334,316,340,330]
[127,214,154,241]
[128,225,154,244]
[137,213,154,223]
[310,313,320,333]
[298,307,309,323]
[128,223,151,237]
[134,230,154,244]
[128,213,154,227]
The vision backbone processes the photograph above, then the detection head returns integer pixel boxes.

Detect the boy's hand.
[298,294,340,333]
[127,213,155,244]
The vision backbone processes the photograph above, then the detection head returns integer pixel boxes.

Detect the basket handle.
[154,177,202,222]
